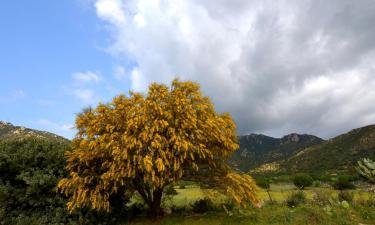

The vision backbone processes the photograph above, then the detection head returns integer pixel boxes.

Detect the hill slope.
[230,133,324,171]
[279,124,375,174]
[252,124,375,174]
[0,121,70,144]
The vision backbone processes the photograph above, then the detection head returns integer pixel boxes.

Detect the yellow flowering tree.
[58,79,258,217]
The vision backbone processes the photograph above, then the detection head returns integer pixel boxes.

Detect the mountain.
[253,124,375,175]
[230,133,324,171]
[0,121,70,144]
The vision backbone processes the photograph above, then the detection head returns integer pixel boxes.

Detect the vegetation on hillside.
[230,133,323,171]
[0,137,70,224]
[253,125,375,175]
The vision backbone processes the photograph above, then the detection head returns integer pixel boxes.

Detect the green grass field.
[125,183,375,225]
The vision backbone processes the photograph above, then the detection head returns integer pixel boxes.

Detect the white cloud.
[113,65,126,81]
[72,89,96,104]
[93,0,375,138]
[72,71,101,83]
[95,0,126,25]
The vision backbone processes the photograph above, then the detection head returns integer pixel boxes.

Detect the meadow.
[126,182,375,225]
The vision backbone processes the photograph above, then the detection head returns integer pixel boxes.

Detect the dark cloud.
[95,0,375,138]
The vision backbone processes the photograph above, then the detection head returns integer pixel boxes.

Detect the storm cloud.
[93,0,375,138]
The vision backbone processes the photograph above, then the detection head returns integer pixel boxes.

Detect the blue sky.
[1,0,375,139]
[0,1,133,138]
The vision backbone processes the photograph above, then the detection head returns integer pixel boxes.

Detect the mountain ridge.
[0,121,70,144]
[230,132,324,171]
[252,124,375,174]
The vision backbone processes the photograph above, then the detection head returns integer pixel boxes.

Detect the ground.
[125,182,375,225]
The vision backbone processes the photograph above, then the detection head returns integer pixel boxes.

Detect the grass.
[127,205,375,225]
[124,182,375,225]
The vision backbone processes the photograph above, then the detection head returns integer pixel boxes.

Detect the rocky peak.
[285,133,300,143]
[0,121,13,127]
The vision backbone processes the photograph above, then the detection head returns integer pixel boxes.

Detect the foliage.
[58,79,258,217]
[293,173,313,189]
[255,177,270,190]
[286,191,306,207]
[332,176,356,190]
[164,185,178,196]
[0,137,71,225]
[191,198,215,213]
[356,158,375,183]
[312,190,332,206]
[338,191,354,204]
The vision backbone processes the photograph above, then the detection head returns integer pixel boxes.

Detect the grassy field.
[125,183,375,225]
[168,183,373,205]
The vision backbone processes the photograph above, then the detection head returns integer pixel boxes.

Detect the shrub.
[293,173,313,189]
[191,198,215,213]
[255,177,270,190]
[179,184,186,189]
[286,191,306,207]
[126,203,146,218]
[338,191,354,204]
[332,176,356,190]
[171,205,190,215]
[164,185,178,196]
[312,190,331,206]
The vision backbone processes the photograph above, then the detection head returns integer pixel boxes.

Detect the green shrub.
[171,204,190,215]
[255,177,270,189]
[332,176,356,190]
[293,173,313,189]
[191,198,214,213]
[312,190,331,206]
[164,185,178,196]
[338,191,354,204]
[179,184,186,189]
[286,191,306,207]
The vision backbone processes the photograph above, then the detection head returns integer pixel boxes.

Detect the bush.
[255,177,270,190]
[312,190,331,206]
[191,198,214,213]
[293,173,313,189]
[164,185,178,196]
[338,191,354,204]
[171,205,190,215]
[332,176,356,190]
[179,184,186,189]
[286,191,306,207]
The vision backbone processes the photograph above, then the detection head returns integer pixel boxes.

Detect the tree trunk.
[266,189,273,204]
[148,188,163,218]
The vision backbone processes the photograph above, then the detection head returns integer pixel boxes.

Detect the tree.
[332,175,356,190]
[293,173,313,190]
[255,177,273,203]
[58,79,258,217]
[357,158,375,183]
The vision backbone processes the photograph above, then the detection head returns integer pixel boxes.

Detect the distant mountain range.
[249,125,375,175]
[229,133,324,171]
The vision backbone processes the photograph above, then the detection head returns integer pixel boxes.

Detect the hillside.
[253,124,375,174]
[0,121,72,224]
[0,121,70,144]
[230,133,324,171]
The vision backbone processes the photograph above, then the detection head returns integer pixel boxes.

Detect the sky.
[1,0,375,139]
